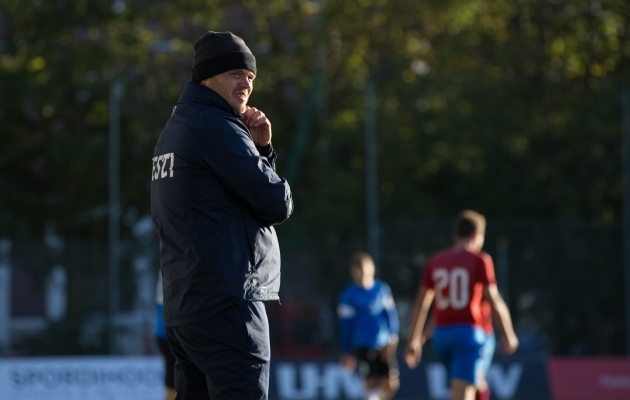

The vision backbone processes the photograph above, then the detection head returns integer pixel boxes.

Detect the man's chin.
[231,100,247,114]
[230,103,246,114]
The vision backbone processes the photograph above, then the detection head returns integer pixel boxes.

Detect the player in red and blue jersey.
[405,210,518,400]
[338,251,400,400]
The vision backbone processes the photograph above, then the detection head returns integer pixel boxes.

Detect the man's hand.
[240,106,271,146]
[379,335,399,363]
[501,333,519,355]
[340,354,356,372]
[404,341,422,369]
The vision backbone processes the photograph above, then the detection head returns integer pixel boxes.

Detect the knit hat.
[192,31,257,82]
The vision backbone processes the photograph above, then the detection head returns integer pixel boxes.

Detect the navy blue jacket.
[151,82,293,327]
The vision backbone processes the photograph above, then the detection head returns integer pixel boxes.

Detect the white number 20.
[433,267,469,310]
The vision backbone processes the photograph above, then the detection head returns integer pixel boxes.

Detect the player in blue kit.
[338,251,400,400]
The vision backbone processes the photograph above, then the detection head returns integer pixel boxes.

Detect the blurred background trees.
[0,0,628,355]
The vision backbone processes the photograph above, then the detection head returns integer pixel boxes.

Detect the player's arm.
[483,284,519,354]
[404,286,435,369]
[380,284,400,362]
[337,299,357,372]
[421,314,435,345]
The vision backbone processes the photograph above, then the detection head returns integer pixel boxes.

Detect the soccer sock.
[476,387,490,400]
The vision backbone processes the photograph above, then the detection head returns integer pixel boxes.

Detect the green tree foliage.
[2,0,627,237]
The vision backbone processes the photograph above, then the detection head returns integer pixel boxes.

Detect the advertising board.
[0,355,553,399]
[0,356,164,400]
[547,358,630,400]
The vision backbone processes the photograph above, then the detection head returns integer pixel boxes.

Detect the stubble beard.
[233,102,247,115]
[203,79,249,115]
[232,92,249,115]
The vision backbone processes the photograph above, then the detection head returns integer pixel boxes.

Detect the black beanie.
[192,31,257,82]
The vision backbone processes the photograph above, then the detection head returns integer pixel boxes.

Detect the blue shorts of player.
[432,325,488,385]
[481,332,495,373]
[166,301,270,400]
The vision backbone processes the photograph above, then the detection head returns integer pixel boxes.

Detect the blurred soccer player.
[405,210,518,400]
[338,252,400,400]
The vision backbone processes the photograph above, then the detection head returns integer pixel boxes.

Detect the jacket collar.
[177,81,239,116]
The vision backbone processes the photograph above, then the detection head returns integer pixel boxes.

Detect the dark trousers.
[157,337,176,388]
[166,301,270,400]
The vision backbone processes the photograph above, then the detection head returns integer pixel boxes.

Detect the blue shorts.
[166,301,270,399]
[432,325,487,385]
[481,332,495,373]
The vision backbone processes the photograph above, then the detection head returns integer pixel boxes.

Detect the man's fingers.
[253,115,269,127]
[249,113,269,128]
[239,107,251,122]
[247,110,260,126]
[240,107,272,145]
[244,110,264,127]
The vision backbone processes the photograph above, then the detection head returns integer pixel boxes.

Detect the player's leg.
[432,326,455,383]
[377,347,399,400]
[168,302,271,399]
[355,349,380,400]
[449,326,486,400]
[475,384,490,400]
[165,387,177,400]
[361,361,397,400]
[377,375,400,400]
[451,378,478,400]
[476,333,495,400]
[475,373,490,400]
[363,376,380,400]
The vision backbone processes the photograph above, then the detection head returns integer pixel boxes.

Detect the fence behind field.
[0,218,623,358]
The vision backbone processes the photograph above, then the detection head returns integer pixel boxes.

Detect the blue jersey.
[337,280,399,352]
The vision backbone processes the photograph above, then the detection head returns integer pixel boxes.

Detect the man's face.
[350,261,375,286]
[471,231,485,253]
[202,69,255,114]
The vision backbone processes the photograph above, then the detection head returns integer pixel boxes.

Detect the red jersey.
[480,300,493,333]
[420,247,496,329]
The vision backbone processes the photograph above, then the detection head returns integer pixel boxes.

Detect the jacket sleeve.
[201,118,293,226]
[256,144,277,171]
[382,283,400,337]
[338,289,355,353]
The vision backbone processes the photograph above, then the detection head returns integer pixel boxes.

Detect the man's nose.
[238,77,252,89]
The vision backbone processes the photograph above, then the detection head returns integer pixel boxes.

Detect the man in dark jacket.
[151,31,293,399]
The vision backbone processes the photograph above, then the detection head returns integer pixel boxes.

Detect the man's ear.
[200,77,212,88]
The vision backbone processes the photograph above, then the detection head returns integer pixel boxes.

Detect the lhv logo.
[275,363,363,399]
[274,362,524,400]
[427,363,523,399]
